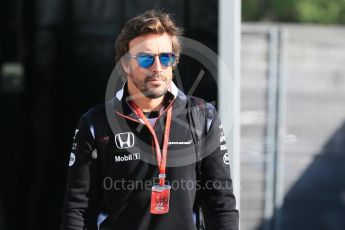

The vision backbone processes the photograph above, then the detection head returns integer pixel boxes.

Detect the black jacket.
[61,82,239,230]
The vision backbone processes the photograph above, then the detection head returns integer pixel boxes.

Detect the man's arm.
[199,105,239,230]
[61,115,101,230]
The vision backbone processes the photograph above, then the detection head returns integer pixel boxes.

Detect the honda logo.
[114,132,135,149]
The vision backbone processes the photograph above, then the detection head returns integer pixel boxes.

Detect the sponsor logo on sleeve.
[220,126,226,143]
[69,152,76,166]
[73,129,79,140]
[223,152,230,165]
[92,149,98,159]
[220,144,227,151]
[72,142,77,151]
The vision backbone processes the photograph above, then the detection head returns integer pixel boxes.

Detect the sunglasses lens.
[160,53,176,67]
[137,53,154,68]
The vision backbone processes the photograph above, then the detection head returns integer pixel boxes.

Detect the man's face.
[123,33,174,99]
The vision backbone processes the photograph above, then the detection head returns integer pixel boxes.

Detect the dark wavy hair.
[115,9,183,76]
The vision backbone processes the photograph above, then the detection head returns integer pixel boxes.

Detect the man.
[61,10,238,230]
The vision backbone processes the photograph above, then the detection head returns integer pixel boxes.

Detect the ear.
[121,57,130,75]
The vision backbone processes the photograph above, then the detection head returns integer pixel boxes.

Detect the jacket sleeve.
[61,115,101,230]
[199,106,239,230]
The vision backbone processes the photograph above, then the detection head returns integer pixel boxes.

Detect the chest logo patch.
[114,132,135,149]
[168,140,193,145]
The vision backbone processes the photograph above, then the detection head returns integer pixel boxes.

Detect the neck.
[127,83,164,112]
[133,96,164,112]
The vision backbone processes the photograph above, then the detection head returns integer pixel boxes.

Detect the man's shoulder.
[80,102,108,124]
[182,95,216,114]
[177,91,206,106]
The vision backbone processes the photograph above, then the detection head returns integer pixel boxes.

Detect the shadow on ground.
[259,121,345,230]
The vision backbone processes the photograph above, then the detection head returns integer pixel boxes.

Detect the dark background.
[0,1,219,229]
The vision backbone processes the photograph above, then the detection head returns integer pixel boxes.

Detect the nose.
[150,55,162,73]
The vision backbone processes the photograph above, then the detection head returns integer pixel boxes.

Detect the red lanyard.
[129,101,173,186]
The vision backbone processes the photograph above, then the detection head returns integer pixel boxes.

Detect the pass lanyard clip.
[129,101,173,186]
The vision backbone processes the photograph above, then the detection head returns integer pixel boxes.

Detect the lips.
[147,78,164,81]
[147,72,165,80]
[146,76,165,82]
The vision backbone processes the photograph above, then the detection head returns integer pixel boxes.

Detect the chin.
[141,83,165,97]
[143,89,167,99]
[145,92,166,99]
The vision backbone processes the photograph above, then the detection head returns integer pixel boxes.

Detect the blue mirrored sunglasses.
[127,52,177,68]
